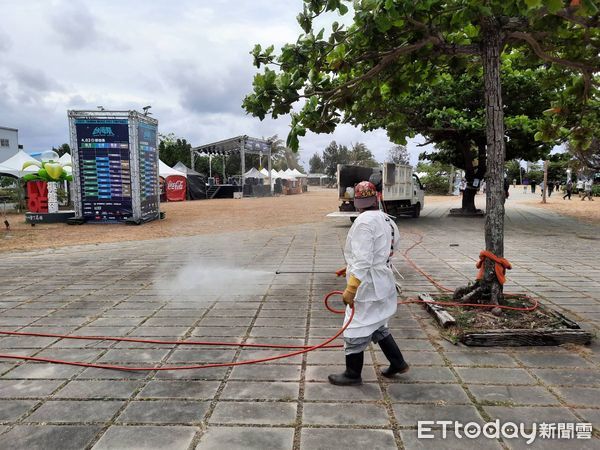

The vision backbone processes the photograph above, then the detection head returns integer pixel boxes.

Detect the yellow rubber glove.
[342,275,361,307]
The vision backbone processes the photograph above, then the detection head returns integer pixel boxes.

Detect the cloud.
[164,61,253,115]
[1,1,428,169]
[12,65,64,94]
[0,86,68,152]
[49,2,129,51]
[0,30,11,52]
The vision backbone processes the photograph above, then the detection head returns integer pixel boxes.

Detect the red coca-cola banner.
[27,181,48,213]
[165,175,186,202]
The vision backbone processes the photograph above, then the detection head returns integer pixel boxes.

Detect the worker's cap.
[354,180,378,209]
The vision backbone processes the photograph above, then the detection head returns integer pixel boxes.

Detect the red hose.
[0,330,342,350]
[400,231,538,312]
[0,234,538,371]
[0,293,351,371]
[324,290,346,314]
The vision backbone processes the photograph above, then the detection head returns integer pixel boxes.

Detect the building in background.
[0,126,19,163]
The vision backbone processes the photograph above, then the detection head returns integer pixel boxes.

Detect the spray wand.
[275,270,337,274]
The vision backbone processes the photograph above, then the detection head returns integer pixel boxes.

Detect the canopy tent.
[0,150,40,178]
[291,168,307,178]
[243,167,265,179]
[173,161,202,176]
[259,168,270,177]
[172,161,206,200]
[281,169,297,180]
[58,153,73,173]
[274,169,296,180]
[159,160,187,178]
[306,173,329,187]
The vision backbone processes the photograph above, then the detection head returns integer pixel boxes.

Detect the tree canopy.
[243,0,599,305]
[158,134,193,168]
[569,137,600,170]
[244,0,598,152]
[269,136,304,171]
[349,142,379,167]
[322,141,350,178]
[309,152,325,173]
[387,145,410,164]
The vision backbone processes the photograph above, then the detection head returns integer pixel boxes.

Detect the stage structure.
[68,110,160,224]
[191,136,272,198]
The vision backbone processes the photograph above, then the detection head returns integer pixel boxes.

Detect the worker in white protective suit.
[329,180,410,386]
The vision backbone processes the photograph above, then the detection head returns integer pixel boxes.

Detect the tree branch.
[507,31,595,99]
[435,42,480,55]
[405,17,429,32]
[417,138,436,147]
[314,36,439,98]
[507,31,593,72]
[539,6,600,28]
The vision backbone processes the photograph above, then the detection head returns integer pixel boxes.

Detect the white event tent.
[59,153,73,173]
[159,160,187,178]
[291,169,306,178]
[243,167,265,179]
[0,150,40,178]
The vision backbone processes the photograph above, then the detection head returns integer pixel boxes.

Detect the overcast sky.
[0,0,432,168]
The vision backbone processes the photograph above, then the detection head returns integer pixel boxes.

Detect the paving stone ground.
[0,191,598,449]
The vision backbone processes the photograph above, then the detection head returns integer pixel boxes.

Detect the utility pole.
[542,160,548,204]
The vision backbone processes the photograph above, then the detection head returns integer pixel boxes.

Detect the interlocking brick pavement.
[0,195,598,449]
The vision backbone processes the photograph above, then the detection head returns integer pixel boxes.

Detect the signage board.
[69,111,160,224]
[138,122,159,220]
[74,118,132,222]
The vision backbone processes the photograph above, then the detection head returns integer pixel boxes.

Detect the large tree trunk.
[461,143,478,212]
[449,141,482,215]
[461,183,477,211]
[459,141,487,212]
[481,17,506,306]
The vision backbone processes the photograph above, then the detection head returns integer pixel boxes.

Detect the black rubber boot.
[378,334,410,378]
[328,352,364,386]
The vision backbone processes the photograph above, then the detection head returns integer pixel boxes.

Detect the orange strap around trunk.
[476,250,512,285]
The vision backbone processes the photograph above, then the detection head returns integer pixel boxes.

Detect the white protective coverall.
[343,210,400,338]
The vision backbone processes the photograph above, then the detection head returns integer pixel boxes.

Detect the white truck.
[328,163,425,221]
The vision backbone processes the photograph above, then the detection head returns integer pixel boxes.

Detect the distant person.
[513,178,517,188]
[539,180,544,196]
[459,179,466,196]
[563,180,573,200]
[576,179,584,197]
[547,180,554,197]
[522,178,529,194]
[581,179,594,201]
[530,180,537,194]
[503,177,510,203]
